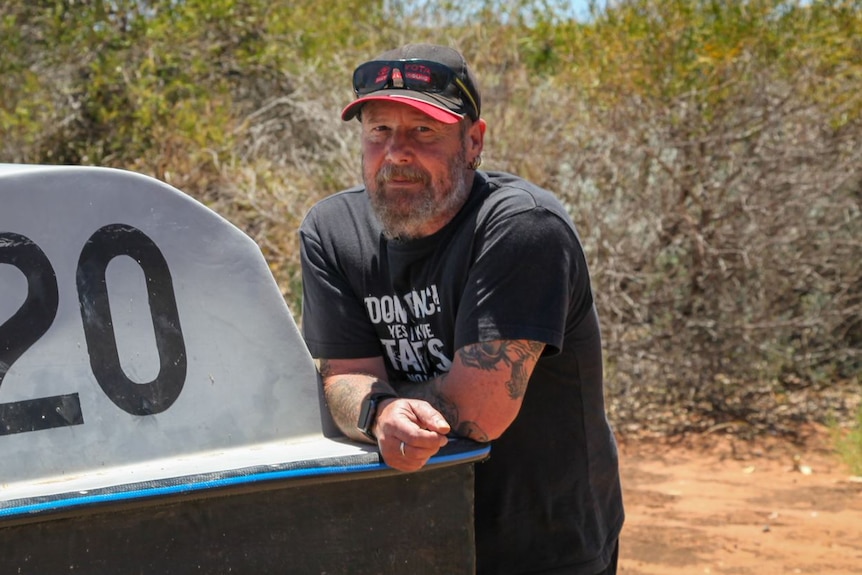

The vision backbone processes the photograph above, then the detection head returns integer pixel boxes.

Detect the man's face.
[360,101,482,240]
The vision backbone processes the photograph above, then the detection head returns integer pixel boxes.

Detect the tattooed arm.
[320,338,545,453]
[395,339,546,442]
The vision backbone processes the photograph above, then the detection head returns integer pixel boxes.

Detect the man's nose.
[385,129,414,163]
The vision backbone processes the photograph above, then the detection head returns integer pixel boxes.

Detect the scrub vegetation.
[1,0,859,454]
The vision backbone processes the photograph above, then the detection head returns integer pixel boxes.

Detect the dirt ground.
[617,425,862,575]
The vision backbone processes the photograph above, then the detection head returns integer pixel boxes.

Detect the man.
[299,43,624,575]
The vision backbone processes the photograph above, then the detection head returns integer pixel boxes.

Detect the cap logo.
[403,63,432,86]
[391,68,404,88]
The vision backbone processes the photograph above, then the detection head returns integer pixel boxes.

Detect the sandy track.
[617,427,862,575]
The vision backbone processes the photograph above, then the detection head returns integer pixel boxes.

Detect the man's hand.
[373,398,450,472]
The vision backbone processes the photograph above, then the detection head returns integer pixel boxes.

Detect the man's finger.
[410,401,451,435]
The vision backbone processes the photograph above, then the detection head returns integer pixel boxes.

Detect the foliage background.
[1,0,859,438]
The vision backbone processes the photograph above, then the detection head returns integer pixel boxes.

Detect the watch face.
[358,396,377,438]
[358,394,396,439]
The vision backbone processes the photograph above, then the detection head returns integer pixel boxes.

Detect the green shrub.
[834,402,862,475]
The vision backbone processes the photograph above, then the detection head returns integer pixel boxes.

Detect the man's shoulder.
[309,185,367,213]
[476,171,572,222]
[301,186,370,229]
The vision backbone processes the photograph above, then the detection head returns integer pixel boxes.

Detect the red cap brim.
[341,94,463,124]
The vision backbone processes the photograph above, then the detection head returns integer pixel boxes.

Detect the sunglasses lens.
[353,63,393,95]
[353,61,452,95]
[401,62,451,92]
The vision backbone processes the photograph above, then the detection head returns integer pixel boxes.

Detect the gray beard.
[364,149,470,240]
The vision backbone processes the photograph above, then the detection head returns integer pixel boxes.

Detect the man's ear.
[468,118,486,158]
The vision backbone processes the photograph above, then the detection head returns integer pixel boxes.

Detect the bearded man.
[299,43,624,575]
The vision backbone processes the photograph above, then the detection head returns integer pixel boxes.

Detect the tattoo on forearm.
[456,421,489,442]
[458,340,544,400]
[434,385,460,430]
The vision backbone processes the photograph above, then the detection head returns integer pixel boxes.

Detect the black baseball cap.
[342,43,482,124]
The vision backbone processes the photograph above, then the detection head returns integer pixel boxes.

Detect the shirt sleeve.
[299,211,383,360]
[454,202,593,356]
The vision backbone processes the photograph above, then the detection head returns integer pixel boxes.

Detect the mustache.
[375,163,431,187]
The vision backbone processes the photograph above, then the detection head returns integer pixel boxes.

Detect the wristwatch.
[357,392,398,440]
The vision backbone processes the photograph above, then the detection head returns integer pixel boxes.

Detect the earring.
[468,155,482,170]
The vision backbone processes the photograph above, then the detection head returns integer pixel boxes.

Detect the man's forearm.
[318,338,543,444]
[394,340,544,442]
[390,375,489,442]
[323,375,375,442]
[319,360,397,443]
[321,365,466,443]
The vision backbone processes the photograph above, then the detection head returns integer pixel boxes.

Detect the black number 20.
[0,224,187,436]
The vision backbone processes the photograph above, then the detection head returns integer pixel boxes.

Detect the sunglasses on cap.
[352,59,480,120]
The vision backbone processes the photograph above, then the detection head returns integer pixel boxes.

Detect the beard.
[363,146,471,240]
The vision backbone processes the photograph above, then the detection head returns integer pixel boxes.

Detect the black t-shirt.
[300,171,624,574]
